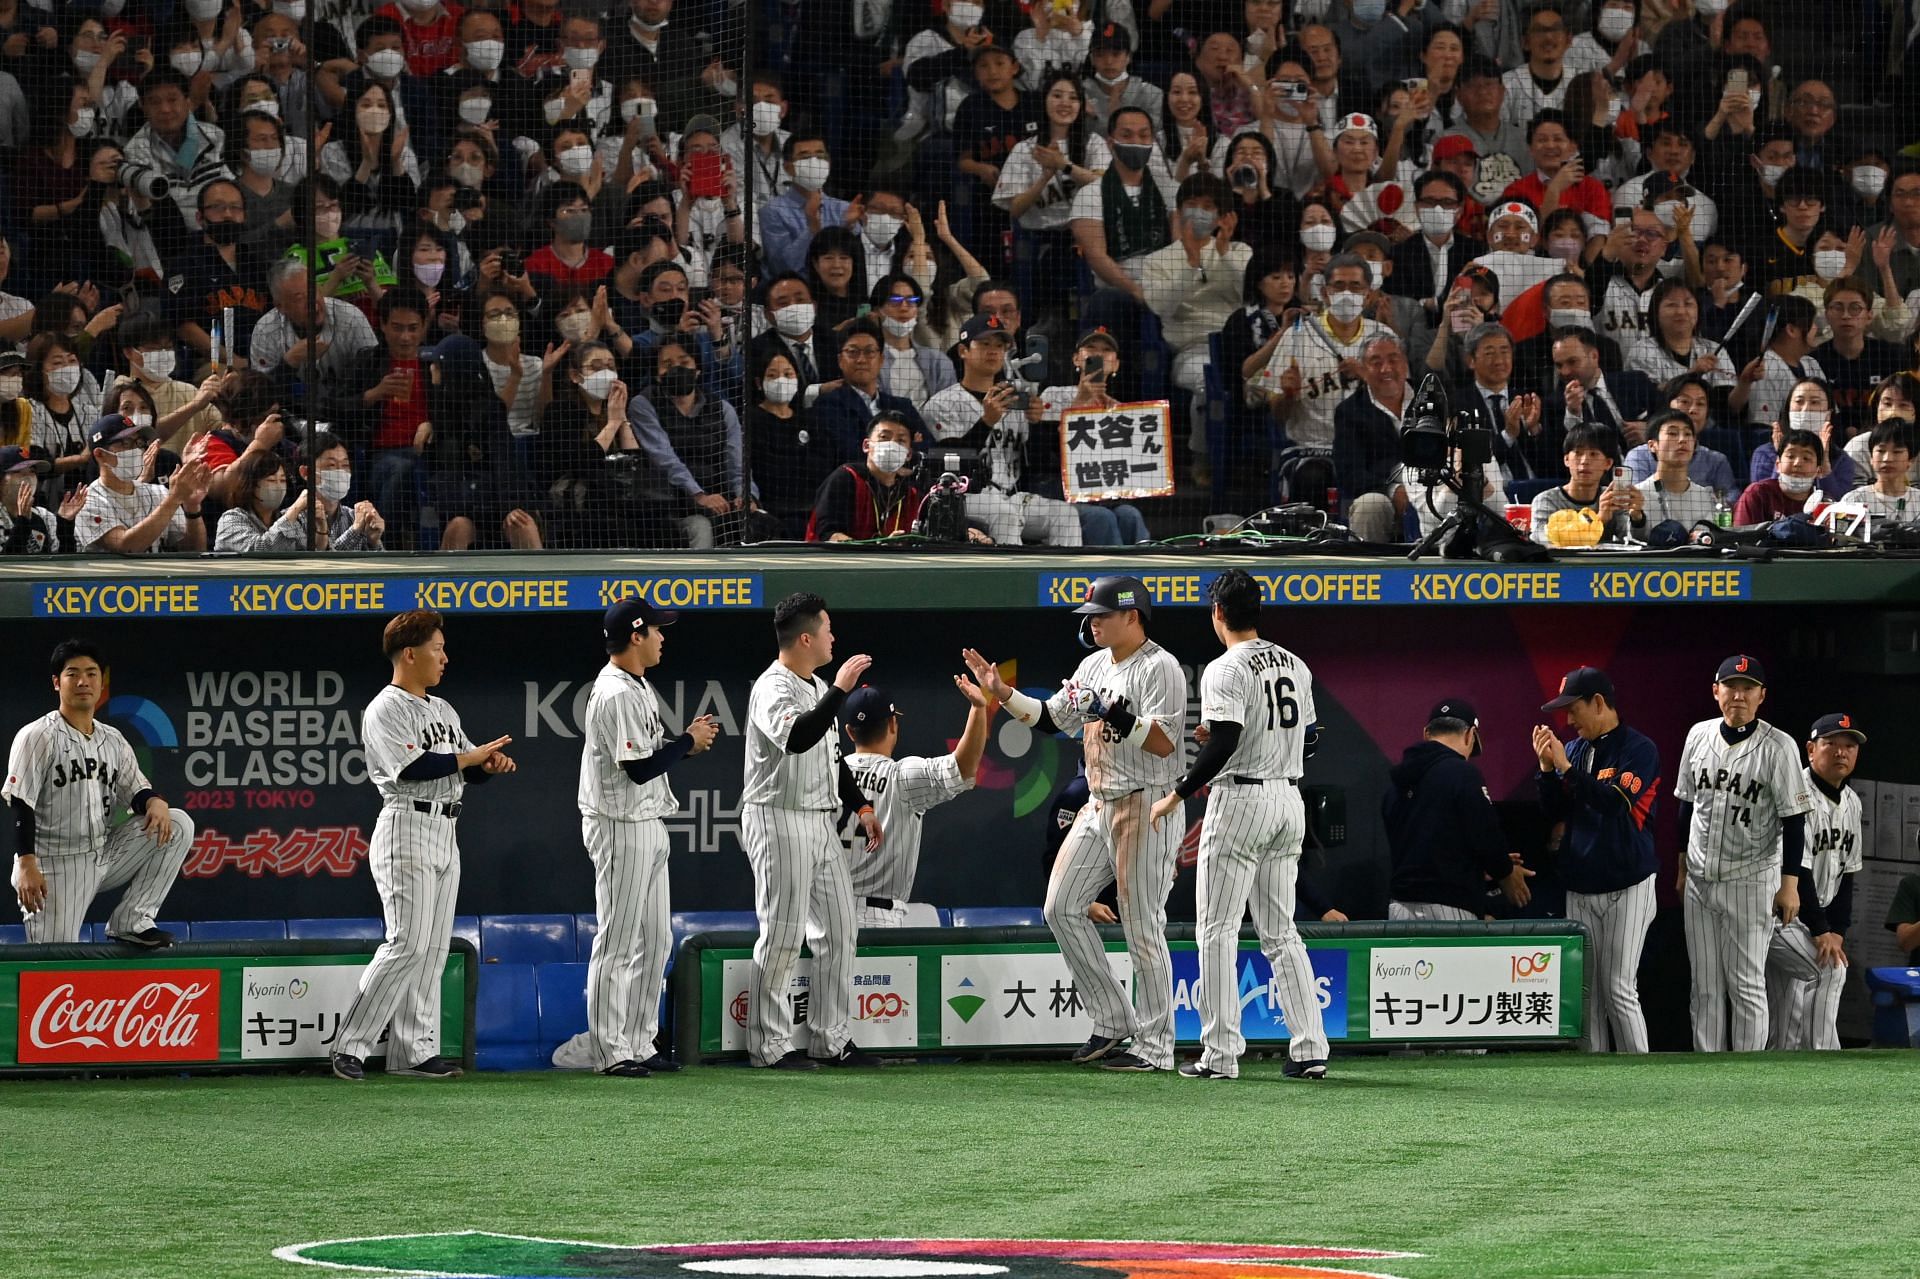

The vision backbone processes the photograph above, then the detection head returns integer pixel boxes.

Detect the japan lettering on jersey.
[2,712,146,854]
[922,383,1027,492]
[578,665,677,822]
[846,752,970,899]
[360,685,473,806]
[1200,640,1314,781]
[1600,275,1652,341]
[1801,768,1863,907]
[1674,719,1812,879]
[1044,640,1186,798]
[1250,316,1387,451]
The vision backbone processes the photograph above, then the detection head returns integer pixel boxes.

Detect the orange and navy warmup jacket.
[1536,723,1661,894]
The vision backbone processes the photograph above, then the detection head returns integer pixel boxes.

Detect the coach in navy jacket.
[1384,699,1531,918]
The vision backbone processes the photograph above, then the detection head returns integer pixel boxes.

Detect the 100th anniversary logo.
[274,1235,1420,1279]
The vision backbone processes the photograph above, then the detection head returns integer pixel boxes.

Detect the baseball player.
[331,611,518,1083]
[963,574,1187,1072]
[1674,655,1813,1053]
[1765,713,1864,1051]
[742,592,884,1070]
[1534,666,1662,1054]
[840,679,994,928]
[5,640,195,945]
[577,597,721,1077]
[1148,568,1329,1081]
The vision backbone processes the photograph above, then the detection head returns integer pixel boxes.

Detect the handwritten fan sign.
[1059,400,1175,503]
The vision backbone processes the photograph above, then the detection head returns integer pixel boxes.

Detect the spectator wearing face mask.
[164,179,272,369]
[476,290,560,441]
[871,273,958,410]
[293,431,387,552]
[528,181,615,294]
[0,353,31,451]
[318,76,422,226]
[0,447,72,555]
[437,9,534,152]
[213,450,307,552]
[628,260,732,397]
[808,413,935,543]
[25,334,103,490]
[75,414,211,555]
[746,349,827,541]
[634,334,747,547]
[1144,175,1249,464]
[1733,427,1823,524]
[750,273,839,405]
[760,134,854,277]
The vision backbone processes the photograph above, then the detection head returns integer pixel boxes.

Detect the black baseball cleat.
[390,1056,464,1079]
[106,927,174,948]
[766,1050,819,1071]
[601,1060,651,1077]
[1282,1058,1329,1080]
[1070,1033,1128,1064]
[330,1053,365,1082]
[818,1042,881,1067]
[1178,1062,1233,1079]
[1099,1052,1160,1072]
[637,1053,682,1074]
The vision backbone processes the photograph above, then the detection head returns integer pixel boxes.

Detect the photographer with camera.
[121,69,235,255]
[809,413,960,543]
[1037,329,1150,545]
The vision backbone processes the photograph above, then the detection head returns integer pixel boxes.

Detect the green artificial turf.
[3,1053,1916,1279]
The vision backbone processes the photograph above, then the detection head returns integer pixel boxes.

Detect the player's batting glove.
[1061,680,1103,716]
[1101,695,1137,736]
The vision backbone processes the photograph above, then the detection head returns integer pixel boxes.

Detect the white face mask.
[130,412,154,432]
[949,1,986,27]
[465,39,504,72]
[457,98,494,127]
[1695,0,1727,13]
[47,366,81,397]
[447,211,466,236]
[244,97,280,118]
[792,156,831,192]
[1788,407,1827,432]
[1548,237,1585,261]
[1597,7,1635,40]
[762,375,799,403]
[249,147,284,176]
[69,108,96,139]
[138,348,177,381]
[774,303,816,337]
[0,376,22,400]
[557,312,593,342]
[401,0,439,12]
[882,315,917,339]
[1758,162,1787,185]
[557,145,595,177]
[713,77,738,99]
[864,213,903,247]
[752,101,783,136]
[170,50,206,76]
[187,0,225,19]
[1549,307,1593,330]
[1812,249,1848,280]
[1325,291,1366,323]
[72,51,100,75]
[869,440,911,473]
[1300,223,1337,252]
[272,0,307,19]
[366,49,407,80]
[100,449,141,482]
[257,481,287,509]
[316,209,343,240]
[451,160,485,187]
[1095,70,1128,86]
[622,97,659,123]
[356,105,394,134]
[580,367,619,400]
[484,314,520,343]
[415,261,446,287]
[1363,261,1384,290]
[1778,470,1816,494]
[1851,167,1889,199]
[563,46,601,70]
[1417,205,1457,238]
[316,469,353,502]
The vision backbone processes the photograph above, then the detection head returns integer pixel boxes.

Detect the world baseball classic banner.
[681,928,1585,1059]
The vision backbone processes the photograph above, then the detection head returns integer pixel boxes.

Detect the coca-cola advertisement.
[17,969,222,1065]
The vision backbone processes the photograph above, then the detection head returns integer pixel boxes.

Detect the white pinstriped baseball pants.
[336,806,460,1065]
[1044,789,1179,1068]
[1566,874,1656,1054]
[744,804,854,1066]
[1387,901,1476,922]
[22,813,195,943]
[583,814,672,1070]
[1194,782,1327,1075]
[1766,919,1845,1051]
[1684,870,1775,1052]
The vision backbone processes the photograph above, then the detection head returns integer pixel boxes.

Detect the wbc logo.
[18,969,222,1064]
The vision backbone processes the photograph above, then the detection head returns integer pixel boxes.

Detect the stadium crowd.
[0,0,1917,553]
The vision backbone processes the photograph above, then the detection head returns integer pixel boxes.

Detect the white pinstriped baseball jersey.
[1199,639,1314,781]
[744,661,842,809]
[3,712,148,855]
[1801,770,1862,907]
[1674,719,1812,880]
[577,665,678,822]
[360,686,474,806]
[1044,640,1185,799]
[846,751,971,899]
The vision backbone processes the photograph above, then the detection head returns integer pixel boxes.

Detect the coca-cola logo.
[17,969,222,1064]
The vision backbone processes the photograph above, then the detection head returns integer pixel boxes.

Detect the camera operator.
[809,412,990,543]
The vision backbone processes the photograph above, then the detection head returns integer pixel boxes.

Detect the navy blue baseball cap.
[1714,654,1765,685]
[0,445,48,476]
[602,595,677,647]
[844,686,898,726]
[1428,698,1480,754]
[1810,712,1865,744]
[87,413,152,453]
[959,312,1015,344]
[1542,666,1614,710]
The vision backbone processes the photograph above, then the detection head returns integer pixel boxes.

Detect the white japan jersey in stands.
[1674,719,1812,880]
[744,661,841,809]
[1249,315,1387,452]
[846,751,971,899]
[360,685,474,806]
[922,382,1027,493]
[1200,639,1314,781]
[1044,639,1185,799]
[578,665,678,822]
[3,712,147,855]
[1801,769,1863,907]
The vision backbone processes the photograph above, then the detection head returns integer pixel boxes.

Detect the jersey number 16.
[1263,676,1298,731]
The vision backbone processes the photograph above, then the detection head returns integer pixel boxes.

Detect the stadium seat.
[452,915,481,954]
[0,924,25,944]
[535,962,589,1058]
[188,919,289,941]
[898,902,942,927]
[671,910,759,953]
[1865,967,1920,1048]
[1505,478,1556,504]
[949,906,1046,928]
[935,908,953,927]
[287,917,386,940]
[575,913,600,961]
[474,963,542,1071]
[478,914,576,965]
